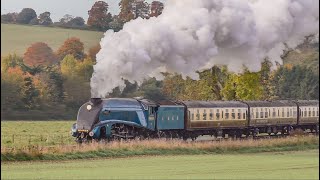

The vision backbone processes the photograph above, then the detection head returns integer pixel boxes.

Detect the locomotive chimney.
[90,98,102,106]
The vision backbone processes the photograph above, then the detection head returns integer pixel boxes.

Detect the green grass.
[1,121,75,147]
[1,23,103,56]
[1,150,319,179]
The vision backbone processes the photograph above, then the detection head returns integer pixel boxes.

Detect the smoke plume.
[91,0,319,98]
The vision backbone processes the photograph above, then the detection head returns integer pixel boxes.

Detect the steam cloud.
[91,0,319,98]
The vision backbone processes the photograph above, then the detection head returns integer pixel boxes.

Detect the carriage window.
[209,109,213,120]
[196,109,200,120]
[177,116,179,120]
[278,110,280,117]
[282,108,284,117]
[191,113,194,120]
[308,108,311,117]
[256,111,259,119]
[225,109,229,119]
[222,111,224,119]
[237,109,241,119]
[243,112,246,119]
[287,108,289,117]
[301,110,304,117]
[304,109,307,117]
[265,108,268,118]
[260,108,264,118]
[172,116,174,120]
[290,109,293,117]
[231,109,235,119]
[203,109,207,120]
[272,108,276,117]
[312,108,315,116]
[216,109,220,120]
[260,112,264,118]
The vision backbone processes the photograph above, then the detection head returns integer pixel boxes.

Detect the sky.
[1,0,165,22]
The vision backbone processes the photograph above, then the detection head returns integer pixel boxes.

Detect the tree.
[88,44,101,61]
[1,54,23,72]
[136,78,166,101]
[1,67,26,110]
[76,58,94,81]
[87,1,112,31]
[56,37,85,60]
[16,8,37,24]
[109,15,124,32]
[118,0,135,23]
[67,17,85,27]
[162,73,186,100]
[36,66,64,103]
[60,55,78,77]
[1,13,18,23]
[272,66,319,100]
[29,17,39,25]
[132,0,150,19]
[59,14,74,24]
[38,12,53,25]
[23,42,58,67]
[150,1,164,17]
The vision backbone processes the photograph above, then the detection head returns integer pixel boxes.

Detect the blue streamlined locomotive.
[71,98,319,142]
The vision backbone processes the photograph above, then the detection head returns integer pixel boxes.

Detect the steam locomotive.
[71,98,319,142]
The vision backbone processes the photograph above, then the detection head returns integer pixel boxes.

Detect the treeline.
[1,0,164,32]
[1,43,319,120]
[1,38,97,120]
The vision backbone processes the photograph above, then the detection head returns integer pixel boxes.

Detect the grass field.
[1,121,75,147]
[1,23,104,56]
[1,150,319,179]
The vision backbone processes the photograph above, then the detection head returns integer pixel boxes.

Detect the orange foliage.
[23,42,58,67]
[56,37,85,60]
[88,44,101,61]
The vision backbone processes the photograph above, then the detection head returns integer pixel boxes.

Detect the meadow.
[1,150,319,179]
[1,121,75,147]
[1,23,103,56]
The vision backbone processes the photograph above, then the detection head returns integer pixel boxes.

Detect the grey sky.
[1,0,165,22]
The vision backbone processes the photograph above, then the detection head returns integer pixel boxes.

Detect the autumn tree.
[119,0,135,23]
[162,73,186,100]
[76,58,94,81]
[16,8,37,24]
[23,42,58,67]
[38,12,53,25]
[1,66,39,110]
[88,44,101,61]
[36,66,64,103]
[57,37,85,60]
[1,54,23,72]
[87,1,112,31]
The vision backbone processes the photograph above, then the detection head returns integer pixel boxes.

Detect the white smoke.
[91,0,319,98]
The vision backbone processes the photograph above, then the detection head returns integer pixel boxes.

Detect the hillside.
[1,23,104,56]
[283,40,319,74]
